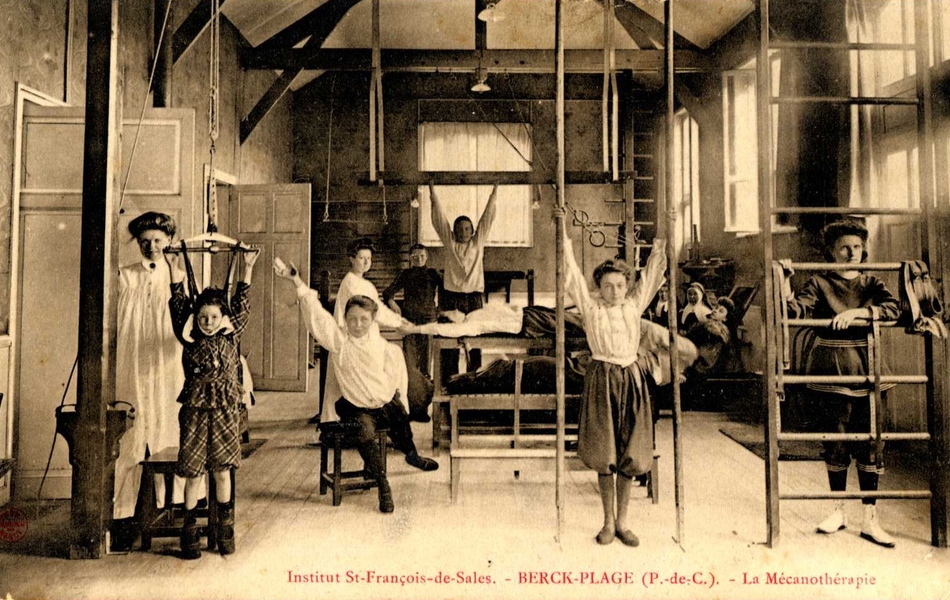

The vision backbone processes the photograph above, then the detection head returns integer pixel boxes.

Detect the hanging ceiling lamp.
[477,1,505,22]
[471,67,491,92]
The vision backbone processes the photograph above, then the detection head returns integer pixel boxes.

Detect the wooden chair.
[318,422,388,506]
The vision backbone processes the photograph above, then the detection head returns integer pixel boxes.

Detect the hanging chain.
[207,0,221,232]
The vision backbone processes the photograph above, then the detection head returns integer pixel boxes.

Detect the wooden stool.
[138,447,235,552]
[319,423,388,506]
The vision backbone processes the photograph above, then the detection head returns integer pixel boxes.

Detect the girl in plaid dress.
[165,248,260,559]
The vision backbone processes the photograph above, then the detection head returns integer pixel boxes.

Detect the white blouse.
[563,238,666,366]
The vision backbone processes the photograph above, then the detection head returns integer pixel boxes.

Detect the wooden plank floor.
[1,382,948,600]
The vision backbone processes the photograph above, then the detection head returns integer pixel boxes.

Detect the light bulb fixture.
[532,184,541,210]
[471,67,491,93]
[477,1,505,22]
[410,195,420,208]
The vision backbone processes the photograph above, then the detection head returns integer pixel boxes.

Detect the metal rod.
[915,0,948,549]
[787,262,903,271]
[770,96,918,105]
[664,0,685,550]
[768,41,916,50]
[771,206,922,215]
[781,491,932,500]
[782,375,928,384]
[779,432,931,442]
[758,0,781,549]
[787,319,901,327]
[554,0,566,545]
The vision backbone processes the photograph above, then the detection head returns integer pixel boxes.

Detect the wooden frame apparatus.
[757,0,949,548]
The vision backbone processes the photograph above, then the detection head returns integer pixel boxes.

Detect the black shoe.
[180,511,202,560]
[406,453,439,471]
[307,413,321,425]
[109,518,137,553]
[217,502,235,556]
[378,478,395,513]
[409,412,431,423]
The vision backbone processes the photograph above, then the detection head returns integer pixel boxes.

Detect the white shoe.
[816,502,846,534]
[860,505,896,548]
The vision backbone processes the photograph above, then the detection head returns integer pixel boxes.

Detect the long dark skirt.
[578,360,654,478]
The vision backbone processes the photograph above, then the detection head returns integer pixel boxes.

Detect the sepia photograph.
[1,0,950,598]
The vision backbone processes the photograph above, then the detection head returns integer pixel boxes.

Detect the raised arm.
[428,183,455,247]
[165,251,192,342]
[557,209,593,315]
[229,249,260,337]
[274,258,345,353]
[630,238,667,313]
[475,184,499,240]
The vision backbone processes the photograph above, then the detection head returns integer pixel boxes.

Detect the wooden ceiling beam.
[255,0,363,52]
[172,0,230,65]
[614,1,701,52]
[355,171,637,185]
[241,0,364,143]
[242,48,712,73]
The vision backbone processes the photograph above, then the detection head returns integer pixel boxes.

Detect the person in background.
[112,212,189,552]
[680,282,712,329]
[428,183,498,315]
[382,243,442,377]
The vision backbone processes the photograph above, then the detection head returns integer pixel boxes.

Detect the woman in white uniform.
[111,212,187,550]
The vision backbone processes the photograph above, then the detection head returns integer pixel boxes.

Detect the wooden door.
[228,185,311,392]
[14,106,195,499]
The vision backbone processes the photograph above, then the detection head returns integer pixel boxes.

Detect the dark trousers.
[439,290,484,379]
[335,398,418,478]
[403,333,430,377]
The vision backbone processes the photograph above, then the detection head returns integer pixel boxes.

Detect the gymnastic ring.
[588,230,606,248]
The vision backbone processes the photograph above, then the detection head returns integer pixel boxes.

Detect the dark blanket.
[446,355,587,396]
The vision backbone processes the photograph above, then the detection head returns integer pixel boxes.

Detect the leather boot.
[217,502,235,555]
[378,476,395,513]
[180,510,202,560]
[816,501,846,534]
[860,504,896,548]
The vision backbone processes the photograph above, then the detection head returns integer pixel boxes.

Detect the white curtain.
[418,123,533,247]
[847,0,881,212]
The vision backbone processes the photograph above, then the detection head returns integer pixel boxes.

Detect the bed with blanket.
[425,305,696,450]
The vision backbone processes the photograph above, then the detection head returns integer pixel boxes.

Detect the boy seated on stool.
[274,259,438,513]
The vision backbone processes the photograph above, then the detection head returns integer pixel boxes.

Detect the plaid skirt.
[177,404,240,478]
[578,360,653,478]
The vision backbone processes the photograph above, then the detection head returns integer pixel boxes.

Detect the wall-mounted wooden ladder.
[756,0,950,548]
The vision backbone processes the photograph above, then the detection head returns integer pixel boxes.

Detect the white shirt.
[333,272,404,330]
[298,283,408,416]
[563,238,666,366]
[430,188,497,294]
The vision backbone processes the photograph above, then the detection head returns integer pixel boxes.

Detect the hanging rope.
[206,0,221,233]
[118,0,174,213]
[324,74,337,222]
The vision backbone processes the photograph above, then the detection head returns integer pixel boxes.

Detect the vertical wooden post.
[915,0,949,549]
[757,0,781,548]
[369,0,380,181]
[72,0,120,559]
[663,0,685,549]
[554,0,567,543]
[153,0,172,107]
